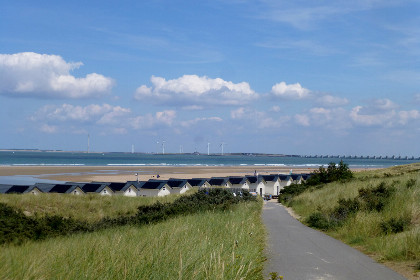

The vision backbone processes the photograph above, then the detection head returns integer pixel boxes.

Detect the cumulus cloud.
[0,52,114,98]
[32,104,130,123]
[316,94,349,107]
[128,110,177,130]
[40,124,58,134]
[295,107,351,130]
[230,107,289,129]
[180,117,223,127]
[270,81,311,100]
[134,75,258,106]
[31,103,179,133]
[350,106,396,126]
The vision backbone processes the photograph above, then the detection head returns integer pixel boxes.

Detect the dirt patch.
[281,203,301,220]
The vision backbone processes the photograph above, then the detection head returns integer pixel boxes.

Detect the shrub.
[380,217,411,234]
[406,179,416,189]
[0,189,255,246]
[306,160,353,186]
[330,198,360,222]
[358,182,395,212]
[306,212,336,230]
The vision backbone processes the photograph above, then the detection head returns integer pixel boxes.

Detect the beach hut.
[278,175,294,192]
[187,178,211,189]
[81,183,113,196]
[208,177,232,188]
[167,179,192,194]
[0,184,12,194]
[5,185,43,195]
[245,175,266,196]
[34,183,57,193]
[291,174,304,184]
[227,177,250,189]
[49,184,85,195]
[138,180,171,197]
[261,175,281,196]
[106,182,138,197]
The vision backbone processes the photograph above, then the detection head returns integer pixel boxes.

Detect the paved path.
[262,200,406,280]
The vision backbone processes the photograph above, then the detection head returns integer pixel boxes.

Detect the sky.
[1,0,420,156]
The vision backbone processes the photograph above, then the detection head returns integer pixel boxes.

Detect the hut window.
[129,188,131,192]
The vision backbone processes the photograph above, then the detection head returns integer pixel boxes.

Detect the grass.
[0,193,179,222]
[0,200,265,280]
[285,163,420,274]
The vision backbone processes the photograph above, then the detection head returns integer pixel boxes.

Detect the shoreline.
[0,165,377,184]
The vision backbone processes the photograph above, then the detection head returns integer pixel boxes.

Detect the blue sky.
[1,0,420,155]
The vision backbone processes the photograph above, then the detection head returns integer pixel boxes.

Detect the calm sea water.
[1,151,419,168]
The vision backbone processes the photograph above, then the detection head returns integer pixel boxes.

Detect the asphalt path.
[262,200,406,280]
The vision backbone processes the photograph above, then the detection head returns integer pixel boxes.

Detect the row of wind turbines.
[154,140,227,155]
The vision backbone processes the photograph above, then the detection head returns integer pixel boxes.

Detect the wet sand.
[0,165,317,183]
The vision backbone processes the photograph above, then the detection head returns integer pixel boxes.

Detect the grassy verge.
[0,200,265,280]
[283,163,420,278]
[0,193,179,222]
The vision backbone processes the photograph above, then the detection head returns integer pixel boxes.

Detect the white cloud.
[270,106,281,112]
[0,52,114,98]
[270,81,311,100]
[230,107,289,129]
[134,75,258,106]
[129,110,177,130]
[295,114,310,126]
[350,105,396,126]
[295,107,352,130]
[180,117,223,127]
[371,98,398,111]
[40,124,58,134]
[32,104,131,123]
[398,110,420,125]
[316,95,349,107]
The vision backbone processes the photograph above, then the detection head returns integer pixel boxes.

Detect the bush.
[406,179,416,189]
[0,189,255,246]
[330,198,360,222]
[306,212,335,230]
[358,182,395,212]
[380,217,411,234]
[306,161,353,186]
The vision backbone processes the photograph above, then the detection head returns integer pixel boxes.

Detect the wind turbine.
[207,142,210,155]
[162,140,166,155]
[156,141,159,154]
[220,142,226,155]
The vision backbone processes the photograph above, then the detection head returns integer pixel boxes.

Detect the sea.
[1,151,419,168]
[1,151,419,185]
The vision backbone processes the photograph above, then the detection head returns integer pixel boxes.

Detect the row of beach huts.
[0,173,311,197]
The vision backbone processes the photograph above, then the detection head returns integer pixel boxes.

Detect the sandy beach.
[0,165,318,183]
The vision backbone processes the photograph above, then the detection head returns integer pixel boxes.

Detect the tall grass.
[287,164,420,264]
[0,201,265,280]
[0,193,178,222]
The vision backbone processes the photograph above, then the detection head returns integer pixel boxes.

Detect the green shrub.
[358,182,395,212]
[330,198,360,222]
[380,217,411,234]
[306,160,353,186]
[406,179,416,189]
[306,212,336,230]
[0,189,255,246]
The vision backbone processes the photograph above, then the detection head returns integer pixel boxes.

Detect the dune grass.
[0,200,265,280]
[286,164,420,268]
[0,193,179,222]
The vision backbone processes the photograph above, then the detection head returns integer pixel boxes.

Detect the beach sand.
[0,166,317,183]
